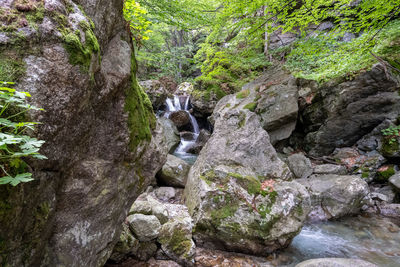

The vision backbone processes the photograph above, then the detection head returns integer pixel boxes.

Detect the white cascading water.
[165,95,200,156]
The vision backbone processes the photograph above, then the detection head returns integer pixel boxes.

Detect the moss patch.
[61,21,99,71]
[159,228,192,258]
[243,102,258,112]
[377,165,395,182]
[0,52,26,82]
[125,53,156,151]
[236,89,250,99]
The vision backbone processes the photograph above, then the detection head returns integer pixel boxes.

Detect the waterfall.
[165,94,200,155]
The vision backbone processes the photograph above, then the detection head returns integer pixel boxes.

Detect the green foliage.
[0,82,46,186]
[123,0,152,45]
[382,124,400,144]
[285,20,400,82]
[195,42,270,99]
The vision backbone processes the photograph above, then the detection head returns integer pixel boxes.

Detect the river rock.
[297,175,370,221]
[389,172,400,192]
[313,164,347,175]
[301,64,400,156]
[127,214,162,242]
[296,258,378,267]
[159,117,180,153]
[287,153,313,178]
[140,80,170,110]
[169,110,191,128]
[154,187,177,203]
[158,154,191,188]
[184,107,310,255]
[158,214,196,266]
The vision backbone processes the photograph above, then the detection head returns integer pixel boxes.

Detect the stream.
[165,95,199,165]
[277,214,400,266]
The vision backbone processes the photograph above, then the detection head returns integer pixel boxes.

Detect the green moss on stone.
[159,227,192,258]
[228,172,262,195]
[377,165,395,182]
[243,102,258,112]
[125,54,156,151]
[238,111,246,128]
[381,138,400,157]
[236,89,250,99]
[0,53,26,82]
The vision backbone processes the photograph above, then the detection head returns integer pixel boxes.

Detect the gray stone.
[158,154,191,187]
[296,258,378,267]
[302,64,400,156]
[298,175,370,221]
[184,106,310,255]
[159,117,180,153]
[287,153,313,178]
[389,172,400,192]
[244,67,299,144]
[313,164,347,175]
[135,242,158,261]
[154,187,177,202]
[158,211,195,266]
[140,80,170,110]
[0,1,167,266]
[127,214,161,242]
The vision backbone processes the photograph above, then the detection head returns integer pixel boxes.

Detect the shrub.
[0,82,46,186]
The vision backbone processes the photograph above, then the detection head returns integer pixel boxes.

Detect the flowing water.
[165,95,199,165]
[274,214,400,266]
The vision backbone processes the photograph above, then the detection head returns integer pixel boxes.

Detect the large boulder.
[157,154,191,188]
[0,1,166,266]
[190,91,219,117]
[297,175,370,221]
[184,108,310,255]
[301,64,400,156]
